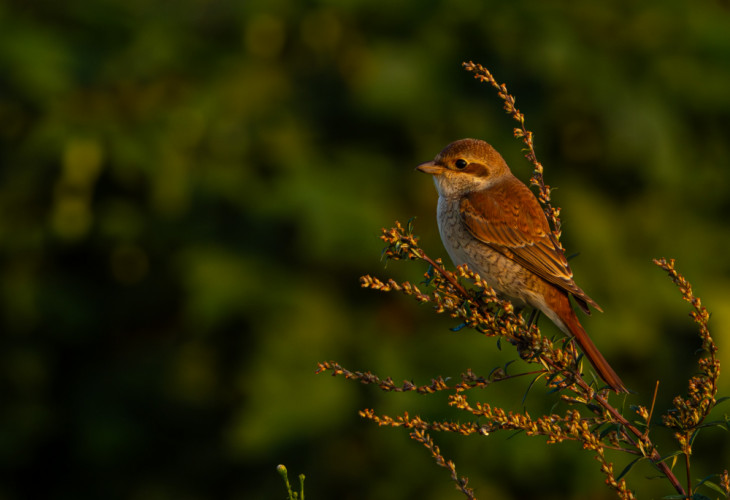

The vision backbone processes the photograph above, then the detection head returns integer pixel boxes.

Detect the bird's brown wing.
[460,177,601,313]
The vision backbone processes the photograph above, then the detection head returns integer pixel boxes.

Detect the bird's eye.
[455,159,468,169]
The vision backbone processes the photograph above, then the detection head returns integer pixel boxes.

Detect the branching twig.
[463,61,563,246]
[315,63,725,500]
[411,429,477,500]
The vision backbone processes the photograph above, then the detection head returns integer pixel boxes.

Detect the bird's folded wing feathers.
[459,180,601,313]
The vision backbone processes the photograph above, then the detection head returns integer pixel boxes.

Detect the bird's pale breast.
[436,195,546,311]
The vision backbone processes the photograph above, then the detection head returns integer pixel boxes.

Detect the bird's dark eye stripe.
[455,159,468,169]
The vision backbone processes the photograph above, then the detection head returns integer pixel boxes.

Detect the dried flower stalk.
[316,63,727,500]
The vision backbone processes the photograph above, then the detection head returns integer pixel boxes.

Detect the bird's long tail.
[559,303,628,393]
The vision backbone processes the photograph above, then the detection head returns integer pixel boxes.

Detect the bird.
[416,138,627,393]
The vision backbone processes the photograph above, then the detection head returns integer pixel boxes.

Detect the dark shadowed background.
[1,0,730,498]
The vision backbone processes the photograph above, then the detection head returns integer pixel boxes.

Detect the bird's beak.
[416,161,443,175]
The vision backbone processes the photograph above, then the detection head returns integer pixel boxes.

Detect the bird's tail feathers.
[560,307,628,393]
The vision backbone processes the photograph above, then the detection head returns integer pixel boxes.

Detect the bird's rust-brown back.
[459,176,601,313]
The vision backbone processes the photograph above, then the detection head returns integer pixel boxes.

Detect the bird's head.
[416,138,511,198]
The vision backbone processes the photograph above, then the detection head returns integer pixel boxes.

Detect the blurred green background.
[2,0,730,498]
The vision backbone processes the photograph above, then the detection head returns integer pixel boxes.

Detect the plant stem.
[576,373,686,496]
[685,436,692,498]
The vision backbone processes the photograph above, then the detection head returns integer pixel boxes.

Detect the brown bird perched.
[417,138,627,393]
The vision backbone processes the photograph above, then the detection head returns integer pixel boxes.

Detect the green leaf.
[690,428,702,445]
[406,216,417,234]
[699,479,726,496]
[507,429,525,440]
[616,456,646,481]
[599,423,621,439]
[697,420,729,430]
[714,396,730,407]
[655,450,684,465]
[522,372,547,406]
